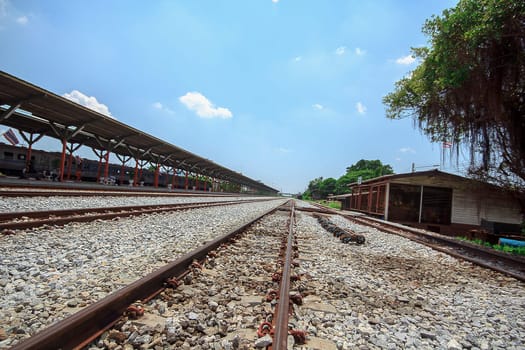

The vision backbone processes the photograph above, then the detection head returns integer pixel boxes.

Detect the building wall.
[345,172,523,231]
[452,188,522,225]
[390,175,522,226]
[451,189,482,225]
[391,176,456,187]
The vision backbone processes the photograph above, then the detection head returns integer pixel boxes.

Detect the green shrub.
[457,236,525,256]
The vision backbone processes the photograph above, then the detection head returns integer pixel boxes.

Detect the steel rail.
[272,201,295,349]
[295,206,332,214]
[0,188,240,198]
[0,198,275,231]
[349,214,525,265]
[309,203,525,282]
[350,215,525,282]
[9,200,289,350]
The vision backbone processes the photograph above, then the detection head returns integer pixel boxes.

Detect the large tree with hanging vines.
[383,0,525,204]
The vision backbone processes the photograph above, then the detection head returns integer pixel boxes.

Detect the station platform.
[0,175,221,195]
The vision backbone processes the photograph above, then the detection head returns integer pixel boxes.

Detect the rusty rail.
[309,203,525,282]
[0,198,275,231]
[272,201,295,349]
[350,215,525,282]
[9,201,288,350]
[0,187,240,198]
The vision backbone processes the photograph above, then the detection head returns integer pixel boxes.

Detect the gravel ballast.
[89,209,293,350]
[294,210,525,349]
[0,195,266,213]
[2,198,524,349]
[0,198,287,348]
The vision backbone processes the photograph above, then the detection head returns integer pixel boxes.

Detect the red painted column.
[195,175,199,191]
[376,186,381,213]
[203,177,207,192]
[171,171,176,188]
[368,186,373,213]
[133,160,139,187]
[59,138,67,181]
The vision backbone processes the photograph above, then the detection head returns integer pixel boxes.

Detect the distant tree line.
[301,159,393,200]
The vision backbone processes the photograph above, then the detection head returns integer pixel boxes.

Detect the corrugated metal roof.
[328,170,497,199]
[0,70,278,193]
[347,169,468,187]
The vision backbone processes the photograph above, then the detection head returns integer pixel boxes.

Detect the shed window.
[388,184,420,222]
[3,152,14,160]
[421,186,452,225]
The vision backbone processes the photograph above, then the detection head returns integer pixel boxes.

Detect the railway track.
[9,200,302,350]
[0,185,241,198]
[348,215,525,282]
[3,200,524,348]
[0,198,273,232]
[309,203,525,282]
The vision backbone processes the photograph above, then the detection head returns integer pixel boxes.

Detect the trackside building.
[331,170,523,236]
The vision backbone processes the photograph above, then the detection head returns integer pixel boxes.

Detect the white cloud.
[152,101,174,114]
[293,56,302,62]
[312,103,323,110]
[272,0,279,2]
[355,47,366,56]
[396,55,416,65]
[399,147,416,154]
[356,102,367,115]
[63,90,113,118]
[16,15,27,25]
[179,92,232,119]
[335,46,346,55]
[277,147,292,153]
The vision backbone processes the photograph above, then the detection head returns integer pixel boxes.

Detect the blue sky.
[0,0,461,193]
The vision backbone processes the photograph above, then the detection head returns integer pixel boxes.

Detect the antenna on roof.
[412,163,440,172]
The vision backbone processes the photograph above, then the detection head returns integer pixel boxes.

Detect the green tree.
[383,0,525,194]
[304,177,324,200]
[319,177,337,198]
[334,159,394,195]
[304,159,394,197]
[346,160,394,178]
[335,173,353,195]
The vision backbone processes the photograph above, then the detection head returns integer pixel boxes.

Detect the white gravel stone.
[293,212,525,349]
[0,194,266,213]
[0,198,286,347]
[255,334,272,347]
[4,198,524,350]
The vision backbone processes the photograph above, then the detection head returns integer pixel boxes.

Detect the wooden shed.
[333,170,523,236]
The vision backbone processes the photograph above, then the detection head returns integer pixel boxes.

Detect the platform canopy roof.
[0,70,278,193]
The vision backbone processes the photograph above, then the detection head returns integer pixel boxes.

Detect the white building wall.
[451,188,522,225]
[451,189,482,225]
[481,192,522,224]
